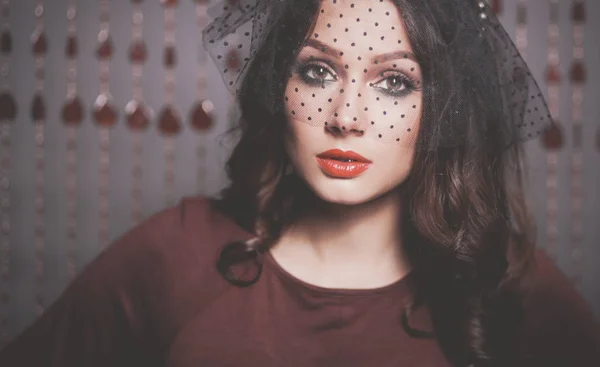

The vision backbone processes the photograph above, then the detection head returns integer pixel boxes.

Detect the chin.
[305,176,391,206]
[315,190,375,206]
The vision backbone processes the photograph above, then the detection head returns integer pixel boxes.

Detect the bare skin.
[270,187,411,289]
[270,0,420,290]
[265,0,423,290]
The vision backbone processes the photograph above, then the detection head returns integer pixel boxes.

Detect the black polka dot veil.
[203,0,554,150]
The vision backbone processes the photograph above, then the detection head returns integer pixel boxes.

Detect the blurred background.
[0,0,598,348]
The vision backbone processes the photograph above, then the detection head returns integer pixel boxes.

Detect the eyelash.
[296,60,419,98]
[297,61,338,86]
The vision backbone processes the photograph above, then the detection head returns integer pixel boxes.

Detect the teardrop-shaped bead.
[62,97,84,126]
[164,46,176,68]
[129,41,147,64]
[545,63,561,83]
[96,38,114,60]
[32,31,48,56]
[572,1,585,22]
[570,61,586,84]
[190,100,214,132]
[0,92,17,121]
[0,30,12,54]
[93,93,118,127]
[125,100,150,131]
[491,0,502,15]
[549,2,559,23]
[65,35,78,58]
[226,49,241,70]
[541,122,563,151]
[31,94,46,122]
[158,106,182,136]
[516,4,527,25]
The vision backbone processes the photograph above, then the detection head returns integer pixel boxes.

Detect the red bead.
[190,101,214,132]
[572,1,585,22]
[516,4,527,25]
[0,92,17,121]
[1,30,12,54]
[66,36,78,58]
[129,41,147,64]
[62,97,84,126]
[93,94,118,127]
[158,106,182,136]
[164,46,177,67]
[545,64,561,83]
[491,0,502,15]
[226,49,241,70]
[549,2,559,23]
[31,94,46,122]
[541,122,563,151]
[32,31,48,56]
[161,0,178,7]
[96,38,114,60]
[126,100,151,131]
[570,61,586,84]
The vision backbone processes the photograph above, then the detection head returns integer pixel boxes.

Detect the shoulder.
[520,248,600,366]
[64,196,254,322]
[64,196,254,345]
[522,248,596,321]
[0,196,255,363]
[92,195,253,278]
[83,196,256,302]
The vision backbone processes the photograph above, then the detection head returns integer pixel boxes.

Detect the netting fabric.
[203,0,553,150]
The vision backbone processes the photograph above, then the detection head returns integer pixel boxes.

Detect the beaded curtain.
[0,0,598,347]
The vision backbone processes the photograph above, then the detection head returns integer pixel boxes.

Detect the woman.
[1,0,599,366]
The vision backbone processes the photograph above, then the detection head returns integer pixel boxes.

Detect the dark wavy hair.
[212,0,537,366]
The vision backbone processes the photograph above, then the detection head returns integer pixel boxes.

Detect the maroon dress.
[0,196,599,366]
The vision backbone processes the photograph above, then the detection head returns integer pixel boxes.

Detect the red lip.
[316,149,372,163]
[315,149,372,178]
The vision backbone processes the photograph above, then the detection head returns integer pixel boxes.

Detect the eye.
[372,73,416,98]
[381,76,406,92]
[298,62,337,86]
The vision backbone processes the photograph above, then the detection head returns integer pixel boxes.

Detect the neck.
[271,187,411,289]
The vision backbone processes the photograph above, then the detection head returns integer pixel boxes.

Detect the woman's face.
[284,0,423,205]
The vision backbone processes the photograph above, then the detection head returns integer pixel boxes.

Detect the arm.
[521,249,600,367]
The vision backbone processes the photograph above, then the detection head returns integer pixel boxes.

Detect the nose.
[325,85,367,137]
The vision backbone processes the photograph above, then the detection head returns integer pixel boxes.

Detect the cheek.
[363,93,422,144]
[284,117,313,165]
[285,118,321,159]
[284,77,335,128]
[378,144,416,174]
[285,77,423,145]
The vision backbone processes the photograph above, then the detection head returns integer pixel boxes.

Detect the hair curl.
[212,1,537,365]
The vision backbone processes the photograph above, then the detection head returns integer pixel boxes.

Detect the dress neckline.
[263,248,414,298]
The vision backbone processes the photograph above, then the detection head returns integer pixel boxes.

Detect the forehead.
[311,0,411,53]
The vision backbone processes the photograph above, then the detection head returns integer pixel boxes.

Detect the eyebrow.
[304,38,418,64]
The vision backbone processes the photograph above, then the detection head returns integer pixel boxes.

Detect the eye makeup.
[295,56,421,99]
